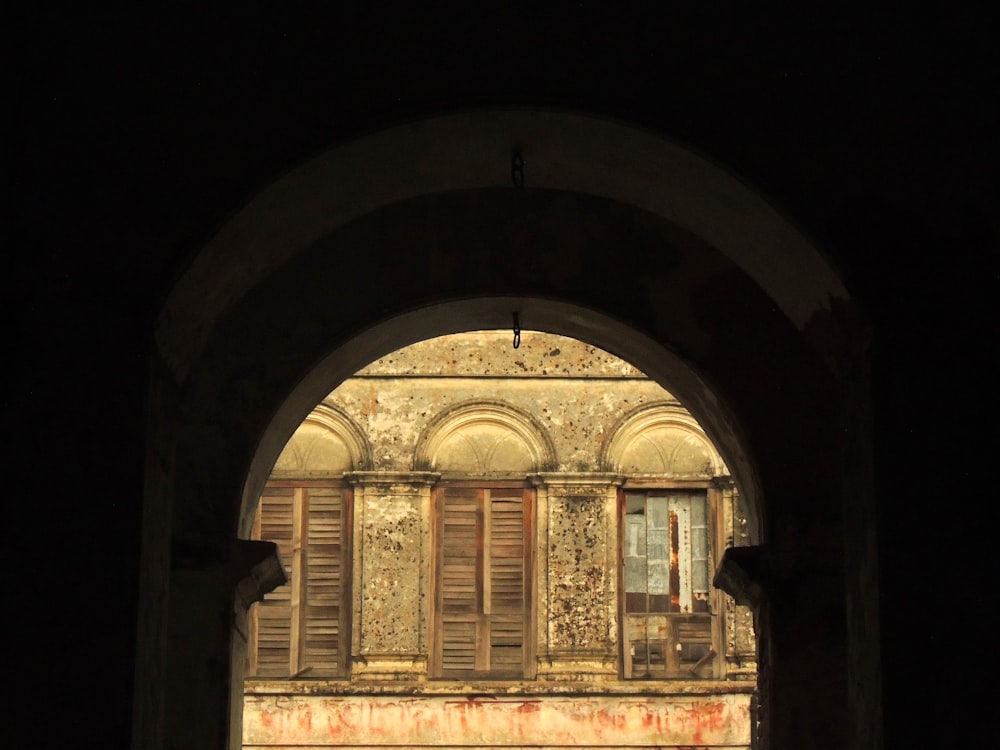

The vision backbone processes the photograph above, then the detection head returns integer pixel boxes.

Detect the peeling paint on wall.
[326,332,682,475]
[245,692,753,747]
[547,495,612,651]
[360,492,422,654]
[356,332,649,379]
[247,332,755,749]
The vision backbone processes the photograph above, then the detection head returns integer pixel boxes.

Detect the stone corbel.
[715,540,842,605]
[170,535,286,607]
[231,539,287,610]
[713,545,769,609]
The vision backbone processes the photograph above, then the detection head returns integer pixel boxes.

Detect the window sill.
[244,677,757,697]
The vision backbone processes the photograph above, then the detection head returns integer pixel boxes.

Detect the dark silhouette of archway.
[135,111,877,750]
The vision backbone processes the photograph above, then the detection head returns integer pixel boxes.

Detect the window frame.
[618,479,723,680]
[246,478,354,679]
[428,479,537,680]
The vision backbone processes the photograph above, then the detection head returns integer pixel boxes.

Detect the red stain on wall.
[246,693,751,747]
[514,700,541,714]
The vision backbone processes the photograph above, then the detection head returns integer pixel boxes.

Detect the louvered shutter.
[302,486,348,675]
[252,486,294,676]
[487,491,526,672]
[435,486,532,678]
[249,482,351,679]
[438,487,479,674]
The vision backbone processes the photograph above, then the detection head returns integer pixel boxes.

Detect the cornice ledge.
[529,472,625,488]
[345,471,442,486]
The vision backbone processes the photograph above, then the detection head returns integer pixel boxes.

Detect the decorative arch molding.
[270,403,372,478]
[414,399,557,477]
[602,402,728,478]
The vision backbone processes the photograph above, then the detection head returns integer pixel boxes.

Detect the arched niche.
[268,403,371,480]
[414,400,556,477]
[603,403,728,479]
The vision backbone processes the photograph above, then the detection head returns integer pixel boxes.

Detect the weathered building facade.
[16,6,997,748]
[242,331,757,748]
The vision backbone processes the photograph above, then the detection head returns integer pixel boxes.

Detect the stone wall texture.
[247,331,757,748]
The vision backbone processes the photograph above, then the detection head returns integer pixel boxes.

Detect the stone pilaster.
[346,471,439,680]
[716,480,758,678]
[531,472,623,681]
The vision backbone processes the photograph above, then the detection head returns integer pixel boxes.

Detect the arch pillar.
[160,538,284,750]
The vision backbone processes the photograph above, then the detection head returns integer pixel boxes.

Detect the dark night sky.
[7,4,998,746]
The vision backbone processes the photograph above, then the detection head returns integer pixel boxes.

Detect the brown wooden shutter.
[438,487,479,674]
[302,485,349,675]
[434,485,532,679]
[252,486,294,676]
[249,481,351,679]
[487,491,526,673]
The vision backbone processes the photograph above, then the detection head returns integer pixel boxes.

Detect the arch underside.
[210,188,840,541]
[140,111,867,750]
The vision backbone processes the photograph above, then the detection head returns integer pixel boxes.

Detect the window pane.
[624,511,647,558]
[624,495,648,613]
[648,497,670,612]
[622,490,716,679]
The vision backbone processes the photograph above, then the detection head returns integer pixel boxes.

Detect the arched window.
[418,401,553,679]
[605,404,747,679]
[247,405,369,678]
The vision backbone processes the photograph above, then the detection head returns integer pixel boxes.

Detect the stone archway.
[242,328,759,748]
[135,109,876,750]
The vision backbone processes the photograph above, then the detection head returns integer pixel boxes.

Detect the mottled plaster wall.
[265,332,757,683]
[350,474,436,679]
[244,331,758,747]
[329,331,681,473]
[540,484,620,676]
[355,331,647,378]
